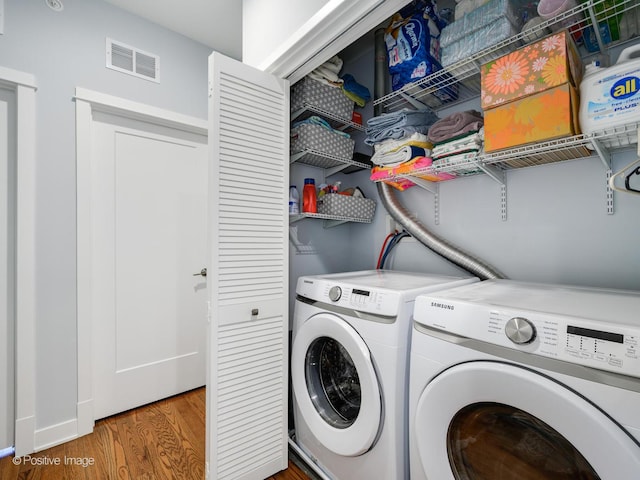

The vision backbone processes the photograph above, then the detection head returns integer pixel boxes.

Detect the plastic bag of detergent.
[384,0,457,102]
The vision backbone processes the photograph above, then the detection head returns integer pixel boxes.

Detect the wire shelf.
[374,0,640,114]
[290,149,371,170]
[289,212,373,228]
[291,105,365,132]
[370,121,640,183]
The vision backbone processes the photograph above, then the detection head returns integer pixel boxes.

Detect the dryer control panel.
[484,309,639,378]
[414,281,640,380]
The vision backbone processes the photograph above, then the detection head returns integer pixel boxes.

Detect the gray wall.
[289,31,640,308]
[338,37,640,291]
[0,0,212,432]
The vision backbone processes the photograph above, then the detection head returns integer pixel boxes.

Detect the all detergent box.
[484,83,581,152]
[480,30,582,110]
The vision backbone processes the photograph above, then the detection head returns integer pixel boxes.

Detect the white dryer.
[409,279,640,480]
[291,270,478,480]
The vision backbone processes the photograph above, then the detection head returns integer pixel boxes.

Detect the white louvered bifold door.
[206,52,290,480]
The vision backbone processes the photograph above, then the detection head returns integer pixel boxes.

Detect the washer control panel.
[415,295,640,379]
[323,284,400,316]
[296,278,401,316]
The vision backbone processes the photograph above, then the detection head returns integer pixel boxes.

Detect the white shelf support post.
[399,176,440,225]
[501,182,508,221]
[606,169,614,215]
[589,136,614,215]
[474,162,508,221]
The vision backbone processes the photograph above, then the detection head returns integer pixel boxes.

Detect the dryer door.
[291,312,382,457]
[414,361,640,479]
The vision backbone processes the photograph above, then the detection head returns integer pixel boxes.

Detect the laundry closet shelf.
[372,121,639,184]
[289,212,373,228]
[290,149,371,176]
[291,105,365,132]
[374,0,639,114]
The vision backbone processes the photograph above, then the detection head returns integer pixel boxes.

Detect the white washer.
[409,279,640,480]
[291,270,478,480]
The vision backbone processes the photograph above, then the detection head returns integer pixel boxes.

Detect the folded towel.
[371,145,431,167]
[342,89,367,107]
[427,110,484,144]
[367,109,439,133]
[374,133,431,153]
[365,125,431,146]
[370,157,433,181]
[341,74,371,107]
[370,157,456,187]
[432,131,482,159]
[433,152,483,175]
[365,109,438,145]
[308,55,344,86]
[291,115,351,139]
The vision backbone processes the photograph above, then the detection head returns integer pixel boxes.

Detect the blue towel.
[341,74,371,105]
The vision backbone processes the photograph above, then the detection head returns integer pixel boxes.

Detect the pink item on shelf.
[370,157,456,189]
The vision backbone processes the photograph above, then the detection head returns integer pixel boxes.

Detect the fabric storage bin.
[317,193,376,221]
[290,123,355,159]
[291,76,354,121]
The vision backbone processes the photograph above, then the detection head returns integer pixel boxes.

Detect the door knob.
[193,268,207,277]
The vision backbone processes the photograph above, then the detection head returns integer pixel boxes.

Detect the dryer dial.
[505,317,536,344]
[328,286,342,302]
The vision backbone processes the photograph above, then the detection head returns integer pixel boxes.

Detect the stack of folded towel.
[367,110,454,190]
[427,110,485,175]
[366,109,439,146]
[371,132,432,167]
[309,56,344,87]
[292,115,351,140]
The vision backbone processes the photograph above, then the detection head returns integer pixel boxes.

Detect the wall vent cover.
[106,38,160,83]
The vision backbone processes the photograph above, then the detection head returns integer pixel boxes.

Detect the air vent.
[106,38,160,83]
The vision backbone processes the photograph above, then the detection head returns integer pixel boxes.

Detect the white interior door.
[0,85,15,453]
[90,112,208,419]
[207,52,289,480]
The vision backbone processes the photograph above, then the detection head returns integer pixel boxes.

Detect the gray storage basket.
[290,123,355,160]
[317,193,376,221]
[291,77,354,121]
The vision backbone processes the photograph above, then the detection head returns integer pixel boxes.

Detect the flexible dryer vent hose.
[376,182,506,280]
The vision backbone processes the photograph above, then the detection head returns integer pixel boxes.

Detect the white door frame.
[0,66,37,457]
[75,87,207,437]
[258,0,408,84]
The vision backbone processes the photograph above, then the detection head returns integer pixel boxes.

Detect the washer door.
[292,312,382,457]
[414,361,640,479]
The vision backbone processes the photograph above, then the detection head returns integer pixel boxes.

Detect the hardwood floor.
[0,388,311,480]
